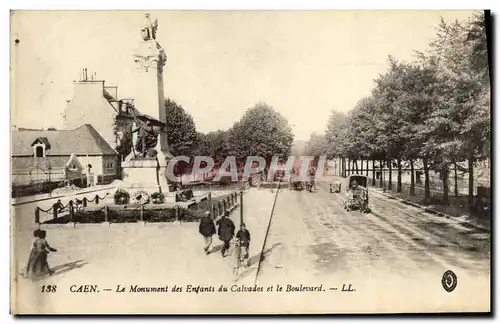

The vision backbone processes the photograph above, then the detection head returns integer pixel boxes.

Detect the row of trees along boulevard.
[303,13,490,212]
[121,99,295,182]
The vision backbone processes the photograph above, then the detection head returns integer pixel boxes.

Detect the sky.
[10,10,478,141]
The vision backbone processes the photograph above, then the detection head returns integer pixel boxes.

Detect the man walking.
[199,211,216,255]
[216,211,235,257]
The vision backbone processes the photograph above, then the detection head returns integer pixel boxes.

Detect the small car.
[343,174,370,213]
[330,181,341,193]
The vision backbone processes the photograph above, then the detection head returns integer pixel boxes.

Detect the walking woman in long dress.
[25,230,57,281]
[22,229,41,278]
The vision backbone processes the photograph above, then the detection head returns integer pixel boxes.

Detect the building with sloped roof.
[11,124,118,186]
[63,70,126,150]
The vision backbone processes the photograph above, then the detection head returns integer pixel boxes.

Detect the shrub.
[114,189,130,205]
[151,192,165,204]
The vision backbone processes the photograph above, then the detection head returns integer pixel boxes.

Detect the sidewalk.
[14,188,278,306]
[11,184,114,206]
[328,175,490,233]
[368,183,490,233]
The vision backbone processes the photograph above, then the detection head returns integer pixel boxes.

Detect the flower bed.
[131,190,150,205]
[151,192,165,204]
[114,189,130,205]
[40,192,239,225]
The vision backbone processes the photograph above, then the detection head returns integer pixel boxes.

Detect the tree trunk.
[442,164,449,204]
[366,160,369,176]
[360,159,364,174]
[372,159,376,185]
[423,158,430,200]
[388,159,392,190]
[379,160,383,188]
[397,159,402,192]
[468,158,474,208]
[454,162,458,197]
[410,159,415,196]
[347,158,350,176]
[354,160,359,173]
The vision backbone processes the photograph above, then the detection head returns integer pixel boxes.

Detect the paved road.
[12,184,490,313]
[260,181,490,276]
[254,181,490,312]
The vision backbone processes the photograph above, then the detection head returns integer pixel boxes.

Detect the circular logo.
[441,270,458,292]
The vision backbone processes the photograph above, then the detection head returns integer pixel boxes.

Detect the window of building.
[34,145,44,158]
[106,162,114,169]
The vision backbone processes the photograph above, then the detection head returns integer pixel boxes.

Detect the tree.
[371,57,410,191]
[165,98,198,158]
[419,14,490,204]
[324,110,348,176]
[196,130,230,165]
[304,132,328,157]
[325,110,348,158]
[227,102,294,167]
[386,60,437,196]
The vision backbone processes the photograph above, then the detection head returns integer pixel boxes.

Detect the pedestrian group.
[199,209,251,267]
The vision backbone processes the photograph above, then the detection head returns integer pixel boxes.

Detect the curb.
[11,186,114,206]
[371,189,489,233]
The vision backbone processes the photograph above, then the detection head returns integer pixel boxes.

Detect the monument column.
[121,13,172,194]
[132,13,168,154]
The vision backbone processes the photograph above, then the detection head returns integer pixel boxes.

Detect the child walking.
[236,223,251,267]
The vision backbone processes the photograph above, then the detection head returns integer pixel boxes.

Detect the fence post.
[208,191,212,201]
[175,206,180,222]
[34,207,40,224]
[52,205,58,220]
[140,206,144,222]
[104,206,109,222]
[219,201,223,216]
[223,199,227,213]
[69,200,74,223]
[95,195,99,205]
[82,197,87,208]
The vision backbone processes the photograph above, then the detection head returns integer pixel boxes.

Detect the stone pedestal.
[121,155,170,194]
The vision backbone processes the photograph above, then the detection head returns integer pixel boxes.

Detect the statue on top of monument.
[141,13,158,41]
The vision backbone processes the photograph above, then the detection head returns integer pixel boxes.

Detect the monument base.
[121,157,170,195]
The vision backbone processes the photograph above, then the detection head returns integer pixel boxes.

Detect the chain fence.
[35,191,241,225]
